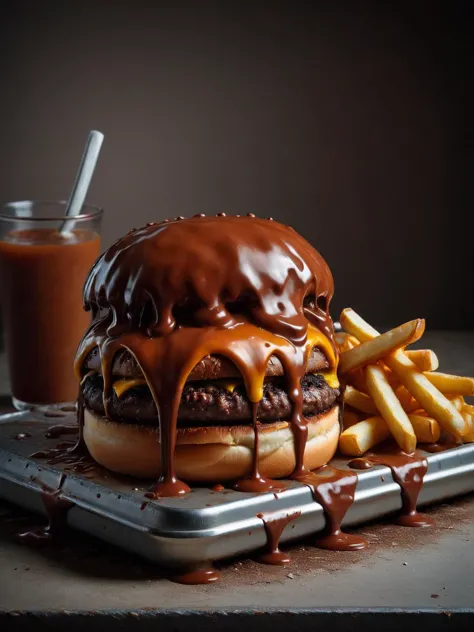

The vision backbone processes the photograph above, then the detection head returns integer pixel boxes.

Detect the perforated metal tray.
[1,408,473,567]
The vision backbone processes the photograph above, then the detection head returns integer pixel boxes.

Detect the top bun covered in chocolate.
[75,214,340,496]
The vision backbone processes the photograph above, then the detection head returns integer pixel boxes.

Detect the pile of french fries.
[336,309,474,457]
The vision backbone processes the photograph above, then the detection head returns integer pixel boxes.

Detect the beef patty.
[83,346,329,380]
[82,373,339,426]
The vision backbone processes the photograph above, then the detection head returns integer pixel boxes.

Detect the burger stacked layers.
[74,215,341,495]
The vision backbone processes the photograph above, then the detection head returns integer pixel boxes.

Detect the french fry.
[408,414,441,443]
[340,308,467,440]
[346,368,369,393]
[447,395,465,411]
[365,364,417,454]
[382,366,400,388]
[343,409,362,429]
[423,372,474,396]
[395,386,420,413]
[405,349,439,372]
[339,413,442,456]
[343,385,378,415]
[338,319,425,374]
[462,404,474,416]
[339,416,390,456]
[412,408,428,417]
[335,333,360,354]
[461,412,474,442]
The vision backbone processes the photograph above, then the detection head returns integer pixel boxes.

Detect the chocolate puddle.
[13,432,31,440]
[173,566,221,585]
[45,424,79,439]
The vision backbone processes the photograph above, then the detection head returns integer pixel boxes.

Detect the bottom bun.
[83,406,340,482]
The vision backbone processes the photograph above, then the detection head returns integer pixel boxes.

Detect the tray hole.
[96,493,101,499]
[8,458,11,462]
[25,463,29,469]
[117,495,121,499]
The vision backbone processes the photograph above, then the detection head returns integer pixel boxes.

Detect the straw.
[60,130,104,234]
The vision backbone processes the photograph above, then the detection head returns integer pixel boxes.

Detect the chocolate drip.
[173,567,221,584]
[233,402,286,493]
[349,447,433,527]
[16,474,73,546]
[420,434,458,454]
[13,433,31,440]
[298,466,368,551]
[45,424,79,439]
[68,390,86,455]
[256,511,301,565]
[421,443,457,454]
[74,216,338,496]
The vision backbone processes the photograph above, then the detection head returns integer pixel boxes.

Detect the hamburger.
[74,214,340,496]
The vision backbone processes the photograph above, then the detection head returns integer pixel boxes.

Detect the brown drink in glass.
[0,201,102,409]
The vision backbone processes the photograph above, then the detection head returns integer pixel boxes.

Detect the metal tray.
[1,408,473,567]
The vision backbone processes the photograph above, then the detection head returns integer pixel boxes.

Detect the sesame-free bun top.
[82,214,335,344]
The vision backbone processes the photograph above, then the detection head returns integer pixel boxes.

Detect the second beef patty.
[82,373,340,426]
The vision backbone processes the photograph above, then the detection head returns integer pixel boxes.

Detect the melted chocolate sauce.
[349,447,433,527]
[13,433,31,440]
[16,475,73,546]
[69,391,86,454]
[74,216,338,497]
[298,466,368,551]
[420,434,458,454]
[210,484,225,492]
[173,567,221,585]
[233,403,287,493]
[348,458,373,470]
[45,424,79,439]
[421,443,457,454]
[256,511,300,565]
[29,427,101,478]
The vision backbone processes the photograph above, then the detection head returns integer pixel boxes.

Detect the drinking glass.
[0,201,103,410]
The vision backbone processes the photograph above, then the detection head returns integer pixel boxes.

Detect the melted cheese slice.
[307,325,339,388]
[220,380,239,393]
[314,370,338,389]
[113,378,147,398]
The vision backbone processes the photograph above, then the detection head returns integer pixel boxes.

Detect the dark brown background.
[0,0,472,329]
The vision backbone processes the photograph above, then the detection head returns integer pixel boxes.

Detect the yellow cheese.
[307,324,339,388]
[316,370,339,389]
[220,380,239,393]
[113,378,147,398]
